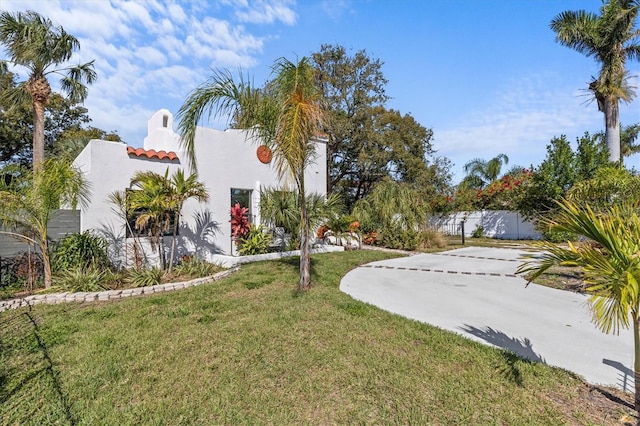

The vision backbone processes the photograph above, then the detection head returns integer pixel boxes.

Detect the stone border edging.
[0,267,240,313]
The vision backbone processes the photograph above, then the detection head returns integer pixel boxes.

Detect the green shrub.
[378,226,446,251]
[174,256,222,277]
[381,226,419,251]
[6,251,44,292]
[238,225,271,256]
[417,228,447,249]
[471,225,485,238]
[51,231,111,272]
[128,267,164,287]
[542,229,578,243]
[54,266,107,292]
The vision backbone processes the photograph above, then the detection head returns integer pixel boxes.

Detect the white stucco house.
[72,109,327,267]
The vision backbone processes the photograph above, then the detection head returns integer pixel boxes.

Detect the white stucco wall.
[73,109,327,265]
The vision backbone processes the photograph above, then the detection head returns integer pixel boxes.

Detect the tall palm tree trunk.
[40,236,52,289]
[298,175,311,290]
[604,97,621,163]
[634,316,640,412]
[26,75,51,170]
[168,211,181,272]
[31,101,46,170]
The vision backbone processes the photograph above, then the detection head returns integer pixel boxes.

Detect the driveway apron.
[340,246,634,391]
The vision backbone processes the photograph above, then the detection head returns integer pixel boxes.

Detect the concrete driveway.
[340,246,634,391]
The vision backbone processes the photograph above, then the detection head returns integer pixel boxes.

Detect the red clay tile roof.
[127,146,179,161]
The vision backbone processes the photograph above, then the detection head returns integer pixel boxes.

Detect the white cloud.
[135,46,168,67]
[321,0,352,20]
[167,3,188,24]
[436,73,607,180]
[234,0,297,25]
[1,0,294,145]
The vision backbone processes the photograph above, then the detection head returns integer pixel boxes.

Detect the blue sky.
[3,0,639,182]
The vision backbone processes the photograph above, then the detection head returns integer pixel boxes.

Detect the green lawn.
[0,250,633,425]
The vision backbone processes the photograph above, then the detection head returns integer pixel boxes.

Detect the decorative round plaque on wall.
[257,145,273,164]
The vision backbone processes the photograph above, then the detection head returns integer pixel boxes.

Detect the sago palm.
[517,199,640,412]
[0,10,96,170]
[551,0,640,162]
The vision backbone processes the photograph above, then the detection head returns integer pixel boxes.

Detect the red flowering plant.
[474,169,532,210]
[230,202,250,242]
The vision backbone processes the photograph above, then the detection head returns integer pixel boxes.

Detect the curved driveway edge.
[340,246,634,391]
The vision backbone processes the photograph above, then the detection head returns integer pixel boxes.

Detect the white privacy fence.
[429,210,541,240]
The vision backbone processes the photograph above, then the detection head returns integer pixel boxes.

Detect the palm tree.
[517,199,640,412]
[260,188,343,243]
[167,169,209,271]
[177,57,324,290]
[461,153,509,189]
[0,10,96,170]
[125,169,209,271]
[127,170,175,270]
[352,178,427,233]
[551,0,640,163]
[621,123,640,158]
[107,190,147,270]
[0,158,90,288]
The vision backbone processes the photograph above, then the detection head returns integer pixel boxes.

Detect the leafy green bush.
[381,226,419,251]
[54,266,107,292]
[541,229,578,243]
[51,231,111,272]
[174,256,222,277]
[471,225,485,238]
[129,267,164,287]
[379,226,446,251]
[238,225,271,256]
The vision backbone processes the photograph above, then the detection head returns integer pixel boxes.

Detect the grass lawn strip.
[0,250,634,425]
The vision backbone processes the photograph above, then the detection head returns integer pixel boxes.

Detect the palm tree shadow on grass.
[459,324,546,387]
[0,310,76,424]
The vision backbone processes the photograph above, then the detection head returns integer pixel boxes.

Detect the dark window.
[162,115,169,128]
[231,188,253,223]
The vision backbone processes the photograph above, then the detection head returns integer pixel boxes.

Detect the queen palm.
[0,158,90,288]
[177,57,324,290]
[551,0,640,163]
[0,10,96,170]
[517,199,640,412]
